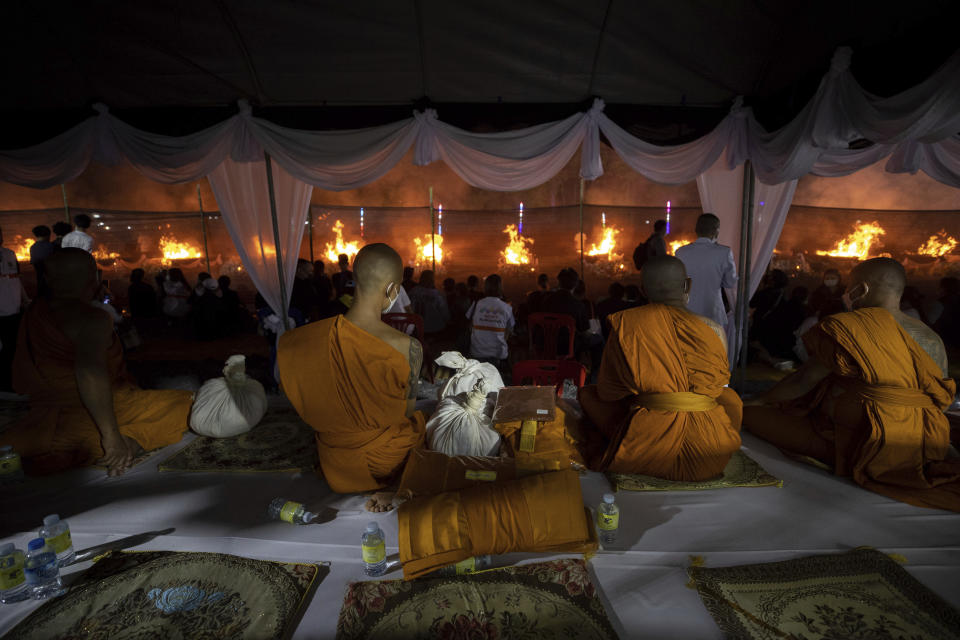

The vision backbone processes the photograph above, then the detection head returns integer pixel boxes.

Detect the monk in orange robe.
[579,256,742,481]
[0,249,192,476]
[744,258,959,511]
[278,243,425,506]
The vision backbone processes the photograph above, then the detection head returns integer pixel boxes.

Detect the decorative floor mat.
[4,550,324,640]
[159,407,318,473]
[336,558,618,640]
[689,547,960,640]
[607,450,782,491]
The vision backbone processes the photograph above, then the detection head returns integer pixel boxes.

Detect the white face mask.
[824,278,839,288]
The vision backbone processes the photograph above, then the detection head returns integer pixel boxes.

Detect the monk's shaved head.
[850,257,906,305]
[46,248,97,298]
[641,256,689,304]
[353,243,403,293]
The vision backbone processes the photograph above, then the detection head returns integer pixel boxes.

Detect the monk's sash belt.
[632,391,718,412]
[840,379,936,408]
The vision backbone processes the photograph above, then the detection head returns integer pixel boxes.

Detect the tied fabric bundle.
[434,351,504,401]
[426,384,501,457]
[189,355,268,438]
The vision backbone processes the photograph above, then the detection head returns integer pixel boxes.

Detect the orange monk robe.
[743,308,960,511]
[494,398,587,468]
[277,315,425,493]
[396,448,561,499]
[579,304,742,481]
[0,300,192,475]
[398,469,596,580]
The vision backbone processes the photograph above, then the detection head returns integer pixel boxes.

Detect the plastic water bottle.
[0,543,29,604]
[24,539,64,600]
[39,514,75,567]
[0,446,24,484]
[597,493,620,545]
[431,555,492,577]
[361,522,387,577]
[267,498,316,525]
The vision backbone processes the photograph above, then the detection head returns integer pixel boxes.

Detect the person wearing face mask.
[0,249,192,476]
[810,268,845,312]
[277,243,425,509]
[675,213,738,327]
[578,256,743,481]
[743,258,959,512]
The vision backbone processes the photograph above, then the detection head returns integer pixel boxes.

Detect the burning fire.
[413,234,444,266]
[816,221,885,260]
[91,246,120,261]
[500,224,535,265]
[916,230,958,257]
[324,220,362,263]
[668,237,694,255]
[583,226,622,261]
[11,235,33,262]
[159,234,203,266]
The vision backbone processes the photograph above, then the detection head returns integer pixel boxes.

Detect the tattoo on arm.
[408,338,423,400]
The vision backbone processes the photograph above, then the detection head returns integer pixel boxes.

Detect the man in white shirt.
[675,213,737,327]
[61,214,95,252]
[0,227,29,391]
[466,274,515,365]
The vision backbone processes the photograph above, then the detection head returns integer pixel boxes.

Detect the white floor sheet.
[1,432,958,639]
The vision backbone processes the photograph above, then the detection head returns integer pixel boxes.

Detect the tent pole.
[197,185,211,274]
[307,206,314,263]
[733,161,755,389]
[264,152,290,332]
[60,184,70,223]
[429,186,435,272]
[579,178,585,278]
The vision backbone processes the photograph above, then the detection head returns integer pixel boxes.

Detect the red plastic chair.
[527,312,576,360]
[382,312,425,342]
[512,360,587,394]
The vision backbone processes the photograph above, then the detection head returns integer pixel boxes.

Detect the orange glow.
[816,221,885,260]
[499,224,534,265]
[413,234,444,266]
[91,246,120,261]
[324,220,362,263]
[159,234,203,266]
[668,237,694,255]
[11,235,33,262]
[916,230,958,257]
[584,226,622,261]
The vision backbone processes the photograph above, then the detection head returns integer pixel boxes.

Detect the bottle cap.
[43,514,61,526]
[27,538,46,551]
[0,542,13,556]
[602,493,615,504]
[365,521,379,533]
[302,511,316,524]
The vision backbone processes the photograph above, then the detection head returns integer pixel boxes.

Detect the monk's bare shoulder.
[51,301,113,346]
[896,312,949,376]
[689,311,729,352]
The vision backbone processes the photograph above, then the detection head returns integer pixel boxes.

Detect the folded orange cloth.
[397,448,562,499]
[495,399,587,468]
[398,469,596,580]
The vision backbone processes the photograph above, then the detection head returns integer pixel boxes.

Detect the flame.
[916,230,958,257]
[816,221,885,259]
[500,224,534,265]
[413,234,444,266]
[159,234,203,266]
[668,237,694,256]
[584,226,622,261]
[91,246,120,261]
[11,235,33,262]
[324,220,362,263]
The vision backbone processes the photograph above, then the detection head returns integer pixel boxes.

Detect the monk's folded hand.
[99,431,135,477]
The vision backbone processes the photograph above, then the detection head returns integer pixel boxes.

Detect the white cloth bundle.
[426,384,501,457]
[434,351,504,401]
[189,355,268,438]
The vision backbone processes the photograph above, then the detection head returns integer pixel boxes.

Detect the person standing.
[29,225,56,296]
[61,214,94,252]
[51,221,72,248]
[313,260,333,305]
[0,228,29,392]
[633,219,668,270]
[675,213,737,327]
[331,253,353,299]
[408,270,449,334]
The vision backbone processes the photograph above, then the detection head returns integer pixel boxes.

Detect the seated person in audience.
[450,282,473,354]
[1,249,192,476]
[751,284,808,369]
[217,275,245,335]
[442,277,456,311]
[933,276,960,349]
[540,268,589,358]
[290,259,321,320]
[313,260,333,305]
[810,268,845,312]
[408,269,449,334]
[623,284,646,308]
[401,266,417,293]
[743,258,958,511]
[127,268,158,319]
[596,282,631,341]
[579,256,742,481]
[466,275,483,302]
[192,277,224,341]
[899,286,929,324]
[526,273,550,314]
[466,274,514,368]
[794,297,845,363]
[278,243,425,506]
[331,253,353,298]
[161,268,191,319]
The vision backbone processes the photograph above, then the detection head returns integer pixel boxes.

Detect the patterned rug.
[607,450,782,491]
[159,407,318,473]
[689,547,960,640]
[336,558,618,640]
[4,550,324,640]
